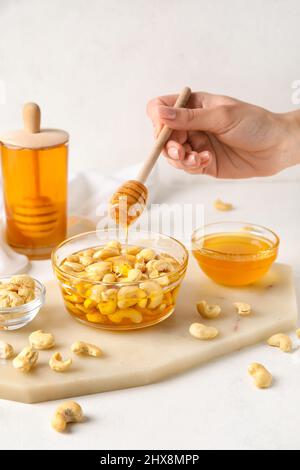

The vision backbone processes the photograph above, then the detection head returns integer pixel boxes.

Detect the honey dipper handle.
[23,102,41,133]
[136,86,192,183]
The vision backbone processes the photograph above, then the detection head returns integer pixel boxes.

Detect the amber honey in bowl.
[192,222,279,286]
[52,230,188,330]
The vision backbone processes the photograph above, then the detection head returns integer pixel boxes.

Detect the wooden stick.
[136,86,192,183]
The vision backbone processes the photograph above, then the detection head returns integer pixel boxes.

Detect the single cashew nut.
[18,286,35,302]
[127,269,143,282]
[29,330,55,350]
[189,323,219,340]
[136,248,156,262]
[214,198,233,211]
[234,302,252,316]
[62,261,84,272]
[117,286,146,309]
[51,401,83,433]
[71,341,102,357]
[151,260,174,273]
[248,363,272,389]
[139,280,163,309]
[108,308,143,324]
[49,352,72,372]
[125,245,142,256]
[13,346,38,372]
[105,240,122,251]
[296,328,300,339]
[102,273,117,283]
[89,285,107,303]
[93,247,120,260]
[196,300,221,319]
[267,333,292,353]
[78,256,93,267]
[85,261,112,277]
[0,341,14,359]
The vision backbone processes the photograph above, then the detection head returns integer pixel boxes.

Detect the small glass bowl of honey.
[191,222,279,287]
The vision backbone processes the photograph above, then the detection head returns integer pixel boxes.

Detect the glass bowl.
[191,222,279,286]
[0,277,46,330]
[52,230,189,330]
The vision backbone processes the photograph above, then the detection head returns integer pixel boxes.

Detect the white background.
[0,0,300,179]
[0,0,300,451]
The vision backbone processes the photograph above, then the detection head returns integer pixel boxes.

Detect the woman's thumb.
[157,104,232,133]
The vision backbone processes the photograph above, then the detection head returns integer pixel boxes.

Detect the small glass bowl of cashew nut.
[0,275,46,330]
[52,230,189,330]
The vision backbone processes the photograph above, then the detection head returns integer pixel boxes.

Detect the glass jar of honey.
[192,222,279,286]
[0,103,68,259]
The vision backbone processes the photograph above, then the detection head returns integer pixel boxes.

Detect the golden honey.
[1,143,68,259]
[192,226,279,286]
[52,231,189,331]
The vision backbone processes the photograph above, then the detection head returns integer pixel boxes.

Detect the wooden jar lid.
[0,103,69,149]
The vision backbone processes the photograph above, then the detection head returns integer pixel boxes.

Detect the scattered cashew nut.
[196,300,221,319]
[214,198,233,211]
[267,333,292,353]
[296,328,300,339]
[29,330,55,350]
[71,341,102,357]
[51,401,83,433]
[189,323,219,340]
[13,346,38,372]
[234,302,252,316]
[0,341,14,359]
[49,352,72,372]
[248,363,273,389]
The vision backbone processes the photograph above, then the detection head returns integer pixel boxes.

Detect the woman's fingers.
[165,149,213,173]
[165,141,185,161]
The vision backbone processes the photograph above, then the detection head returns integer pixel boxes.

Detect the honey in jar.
[0,103,68,259]
[192,223,279,286]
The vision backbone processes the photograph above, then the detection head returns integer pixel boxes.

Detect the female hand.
[147,91,300,178]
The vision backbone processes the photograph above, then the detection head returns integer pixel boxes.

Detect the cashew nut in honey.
[51,401,83,433]
[248,363,273,389]
[108,308,143,324]
[49,352,72,372]
[196,300,221,319]
[13,346,38,372]
[189,323,219,340]
[71,341,102,357]
[57,241,183,328]
[267,333,292,353]
[0,341,14,359]
[136,248,156,262]
[29,330,55,350]
[233,302,252,316]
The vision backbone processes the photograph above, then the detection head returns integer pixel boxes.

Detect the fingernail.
[199,151,211,165]
[158,106,177,120]
[184,153,197,167]
[168,147,179,160]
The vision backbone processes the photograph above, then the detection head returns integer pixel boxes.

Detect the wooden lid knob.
[23,102,41,134]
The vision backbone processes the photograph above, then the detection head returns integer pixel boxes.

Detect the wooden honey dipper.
[110,86,192,226]
[12,103,59,238]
